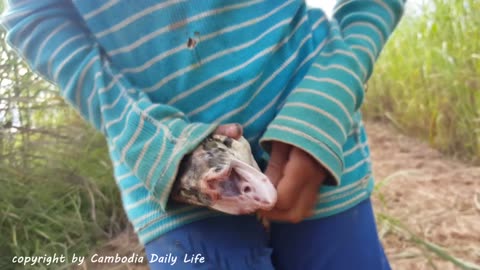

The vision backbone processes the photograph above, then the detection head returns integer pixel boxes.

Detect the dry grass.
[365,0,480,162]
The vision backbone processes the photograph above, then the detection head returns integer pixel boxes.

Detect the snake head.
[171,135,277,215]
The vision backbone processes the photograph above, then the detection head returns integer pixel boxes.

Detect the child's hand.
[214,123,243,139]
[259,141,326,223]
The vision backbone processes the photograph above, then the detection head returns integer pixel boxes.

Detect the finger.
[274,174,305,211]
[214,123,243,139]
[268,182,319,221]
[274,148,326,210]
[264,142,291,186]
[288,147,327,184]
[259,182,319,223]
[300,183,321,218]
[273,148,314,210]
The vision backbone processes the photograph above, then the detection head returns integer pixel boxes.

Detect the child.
[2,0,405,269]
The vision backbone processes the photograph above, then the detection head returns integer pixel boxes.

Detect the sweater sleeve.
[1,0,217,210]
[260,0,406,185]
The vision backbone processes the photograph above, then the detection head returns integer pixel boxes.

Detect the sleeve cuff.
[151,122,218,211]
[260,125,343,186]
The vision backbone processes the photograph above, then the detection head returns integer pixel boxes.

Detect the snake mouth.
[201,159,277,215]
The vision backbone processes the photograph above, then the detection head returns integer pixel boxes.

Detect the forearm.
[1,0,217,209]
[261,0,406,185]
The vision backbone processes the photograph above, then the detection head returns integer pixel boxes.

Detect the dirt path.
[368,122,480,270]
[86,121,480,270]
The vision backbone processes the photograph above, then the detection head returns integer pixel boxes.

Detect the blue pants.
[145,198,390,270]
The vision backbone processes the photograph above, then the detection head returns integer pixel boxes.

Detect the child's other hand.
[214,123,243,139]
[259,141,326,223]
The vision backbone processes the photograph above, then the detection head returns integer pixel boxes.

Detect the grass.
[346,2,480,264]
[377,213,480,270]
[364,0,480,162]
[0,117,128,269]
[374,168,480,270]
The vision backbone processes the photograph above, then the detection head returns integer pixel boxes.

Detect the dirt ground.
[84,121,480,270]
[368,122,480,270]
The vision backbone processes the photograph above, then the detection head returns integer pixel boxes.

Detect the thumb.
[264,141,291,187]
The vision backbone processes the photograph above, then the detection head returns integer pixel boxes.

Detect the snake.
[171,134,277,215]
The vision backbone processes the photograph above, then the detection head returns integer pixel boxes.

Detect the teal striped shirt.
[2,0,405,244]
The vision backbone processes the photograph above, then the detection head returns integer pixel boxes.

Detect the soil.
[82,121,480,270]
[368,122,480,270]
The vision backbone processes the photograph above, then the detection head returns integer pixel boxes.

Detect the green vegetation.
[0,31,128,269]
[365,0,480,162]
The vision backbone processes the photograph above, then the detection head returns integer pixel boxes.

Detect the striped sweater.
[2,0,405,244]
